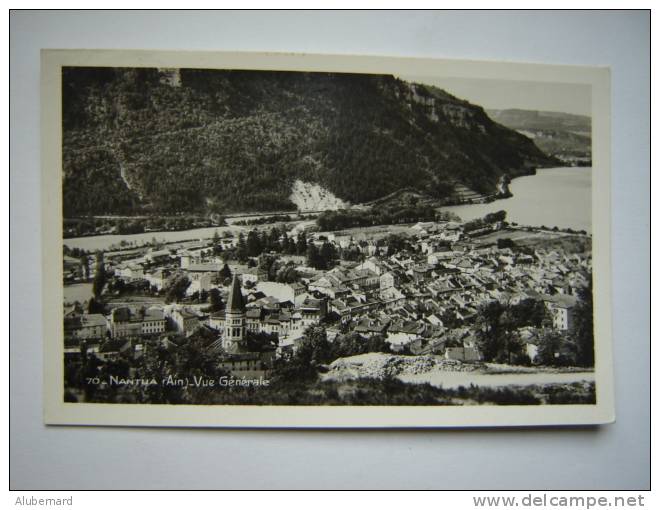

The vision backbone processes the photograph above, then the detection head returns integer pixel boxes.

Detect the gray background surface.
[10,10,650,489]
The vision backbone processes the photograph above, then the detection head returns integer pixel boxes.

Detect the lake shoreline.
[440,166,592,233]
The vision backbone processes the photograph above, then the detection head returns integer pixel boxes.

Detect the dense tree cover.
[464,210,507,233]
[534,330,573,367]
[305,242,338,270]
[272,325,333,383]
[380,233,415,256]
[476,288,594,368]
[331,332,391,358]
[163,275,190,303]
[572,277,595,367]
[476,298,547,364]
[245,331,279,353]
[233,214,316,226]
[317,204,454,231]
[217,226,306,280]
[63,68,554,217]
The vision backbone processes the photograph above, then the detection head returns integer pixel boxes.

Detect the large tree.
[246,230,263,257]
[476,301,527,364]
[236,233,248,263]
[164,275,190,303]
[91,251,106,299]
[272,325,332,383]
[572,277,595,367]
[212,230,222,255]
[306,243,322,269]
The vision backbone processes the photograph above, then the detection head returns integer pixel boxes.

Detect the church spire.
[223,274,246,351]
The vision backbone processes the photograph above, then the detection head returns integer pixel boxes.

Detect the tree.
[87,296,104,314]
[92,251,106,299]
[475,301,525,364]
[236,232,247,262]
[572,277,594,367]
[276,265,299,284]
[208,288,223,312]
[320,242,338,269]
[306,243,322,269]
[164,276,190,303]
[268,226,281,251]
[272,325,332,383]
[535,330,572,366]
[341,245,361,262]
[286,236,297,255]
[510,298,547,329]
[246,331,278,353]
[333,332,391,358]
[220,263,232,280]
[296,232,307,255]
[484,210,507,224]
[258,253,278,278]
[296,326,334,365]
[385,233,409,254]
[212,229,222,255]
[79,255,90,280]
[246,230,263,257]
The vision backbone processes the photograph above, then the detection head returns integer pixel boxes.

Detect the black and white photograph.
[41,50,614,427]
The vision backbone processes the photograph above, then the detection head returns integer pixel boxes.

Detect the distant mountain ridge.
[62,68,557,217]
[487,109,591,166]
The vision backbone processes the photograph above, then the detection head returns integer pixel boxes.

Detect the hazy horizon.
[401,75,592,118]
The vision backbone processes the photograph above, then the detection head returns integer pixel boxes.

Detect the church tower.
[223,274,246,351]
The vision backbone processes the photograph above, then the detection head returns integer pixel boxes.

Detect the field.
[63,283,93,305]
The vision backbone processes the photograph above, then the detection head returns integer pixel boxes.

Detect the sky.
[399,75,592,117]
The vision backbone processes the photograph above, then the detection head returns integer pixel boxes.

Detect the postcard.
[41,50,614,427]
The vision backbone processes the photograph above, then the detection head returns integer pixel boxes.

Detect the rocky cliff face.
[62,68,556,217]
[496,175,512,197]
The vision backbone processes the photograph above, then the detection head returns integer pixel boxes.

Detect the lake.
[442,167,592,233]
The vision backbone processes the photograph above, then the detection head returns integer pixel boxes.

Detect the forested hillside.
[62,67,556,217]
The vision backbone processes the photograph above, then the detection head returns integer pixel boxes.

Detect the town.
[62,210,594,405]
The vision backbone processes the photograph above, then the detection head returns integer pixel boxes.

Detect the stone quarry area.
[322,353,478,382]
